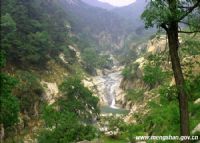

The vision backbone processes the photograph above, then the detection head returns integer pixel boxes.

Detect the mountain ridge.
[81,0,114,10]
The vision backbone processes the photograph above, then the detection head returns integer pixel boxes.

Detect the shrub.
[38,76,100,143]
[125,89,145,102]
[143,65,169,88]
[122,63,139,79]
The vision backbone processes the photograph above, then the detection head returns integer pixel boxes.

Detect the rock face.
[40,81,59,104]
[147,35,167,54]
[120,35,170,91]
[192,123,200,134]
[120,56,148,91]
[83,66,125,107]
[68,45,82,62]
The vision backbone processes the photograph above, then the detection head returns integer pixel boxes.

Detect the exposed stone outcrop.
[192,123,200,134]
[194,98,200,104]
[40,81,59,104]
[147,35,168,54]
[120,57,148,91]
[120,36,170,122]
[68,45,82,62]
[83,66,125,106]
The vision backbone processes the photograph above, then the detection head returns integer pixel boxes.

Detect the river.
[91,66,128,115]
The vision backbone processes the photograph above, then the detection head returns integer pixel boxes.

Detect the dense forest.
[1,0,200,143]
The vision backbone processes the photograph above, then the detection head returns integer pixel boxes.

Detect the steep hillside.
[59,0,136,51]
[120,34,200,138]
[112,0,155,36]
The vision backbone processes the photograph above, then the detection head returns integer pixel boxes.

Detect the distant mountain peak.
[65,0,79,5]
[81,0,114,10]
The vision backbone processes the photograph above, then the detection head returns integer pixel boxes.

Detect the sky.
[98,0,136,7]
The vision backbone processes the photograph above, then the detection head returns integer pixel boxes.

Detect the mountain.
[112,0,154,36]
[81,0,114,10]
[59,0,135,51]
[112,0,147,21]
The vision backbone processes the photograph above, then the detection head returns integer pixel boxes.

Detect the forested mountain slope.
[59,0,136,51]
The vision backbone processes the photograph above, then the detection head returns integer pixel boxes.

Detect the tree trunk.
[167,22,190,142]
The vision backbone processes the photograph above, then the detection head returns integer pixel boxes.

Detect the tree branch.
[180,21,191,26]
[178,30,200,34]
[160,23,168,31]
[178,6,193,9]
[178,0,200,21]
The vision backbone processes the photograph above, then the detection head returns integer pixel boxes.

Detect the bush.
[159,85,178,104]
[38,107,97,143]
[59,76,99,121]
[143,65,169,88]
[122,63,139,79]
[38,76,100,143]
[0,54,19,129]
[125,89,145,102]
[15,71,44,117]
[123,124,144,143]
[0,74,19,128]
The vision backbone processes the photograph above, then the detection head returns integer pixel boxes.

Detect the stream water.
[103,71,122,108]
[93,66,128,115]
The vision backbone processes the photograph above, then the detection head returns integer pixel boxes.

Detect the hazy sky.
[98,0,136,7]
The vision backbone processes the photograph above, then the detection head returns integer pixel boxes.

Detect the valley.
[1,0,200,143]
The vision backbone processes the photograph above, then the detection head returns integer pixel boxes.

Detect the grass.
[98,136,127,143]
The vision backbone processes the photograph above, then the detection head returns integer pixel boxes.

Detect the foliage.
[181,38,200,56]
[125,89,145,102]
[38,106,97,143]
[14,71,44,117]
[82,48,113,74]
[0,74,19,128]
[122,63,139,79]
[143,64,169,88]
[159,85,178,104]
[184,75,200,101]
[100,136,127,143]
[38,76,100,142]
[82,48,98,75]
[142,1,200,137]
[97,54,113,69]
[185,75,200,131]
[133,81,200,140]
[0,54,19,129]
[143,100,180,137]
[100,116,126,138]
[59,76,99,121]
[1,0,71,68]
[123,124,145,143]
[141,0,200,30]
[100,117,145,143]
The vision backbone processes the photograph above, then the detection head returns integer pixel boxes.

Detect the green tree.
[0,74,19,128]
[59,77,99,122]
[38,77,99,142]
[15,71,44,117]
[143,64,168,88]
[0,53,19,138]
[38,106,97,143]
[82,48,98,75]
[123,124,144,143]
[1,0,71,68]
[99,116,126,139]
[142,0,200,140]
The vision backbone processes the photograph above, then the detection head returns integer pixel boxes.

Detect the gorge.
[1,0,200,143]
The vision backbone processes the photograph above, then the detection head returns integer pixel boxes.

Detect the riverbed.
[92,66,128,115]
